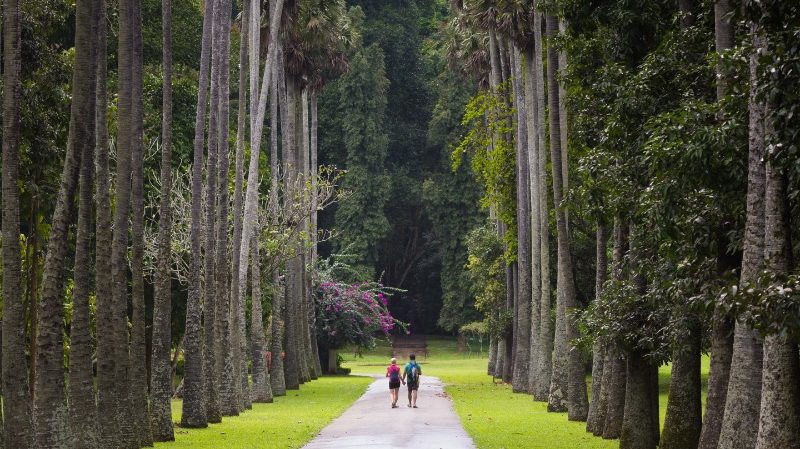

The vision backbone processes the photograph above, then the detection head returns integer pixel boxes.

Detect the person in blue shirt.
[401,353,422,408]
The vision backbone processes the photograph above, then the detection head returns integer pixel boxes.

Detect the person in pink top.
[386,357,404,408]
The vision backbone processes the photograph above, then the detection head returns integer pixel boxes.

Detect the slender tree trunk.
[35,0,99,441]
[698,4,736,448]
[297,87,311,384]
[602,218,629,439]
[233,0,251,412]
[251,229,273,402]
[754,140,800,448]
[128,0,153,444]
[150,0,175,441]
[94,0,122,443]
[203,0,223,423]
[269,43,287,397]
[586,222,608,434]
[524,46,542,396]
[69,0,99,444]
[270,270,287,395]
[532,8,553,402]
[545,12,587,420]
[182,0,216,428]
[2,0,34,445]
[310,91,323,378]
[112,0,136,442]
[236,0,286,398]
[717,23,768,449]
[283,75,302,391]
[211,0,239,418]
[511,44,532,394]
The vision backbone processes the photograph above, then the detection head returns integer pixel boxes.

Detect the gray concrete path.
[302,375,476,449]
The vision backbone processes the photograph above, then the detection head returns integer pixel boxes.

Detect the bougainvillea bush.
[315,279,405,351]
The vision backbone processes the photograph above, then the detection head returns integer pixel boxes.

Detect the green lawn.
[155,375,372,449]
[341,336,710,449]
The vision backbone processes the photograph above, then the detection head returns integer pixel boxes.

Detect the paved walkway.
[303,375,476,449]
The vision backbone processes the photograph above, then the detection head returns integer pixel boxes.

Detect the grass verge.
[341,335,710,449]
[155,375,372,449]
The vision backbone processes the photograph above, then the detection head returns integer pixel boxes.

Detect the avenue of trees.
[2,1,800,449]
[452,1,800,449]
[1,0,372,447]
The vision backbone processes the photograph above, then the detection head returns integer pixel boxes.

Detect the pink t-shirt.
[387,364,400,380]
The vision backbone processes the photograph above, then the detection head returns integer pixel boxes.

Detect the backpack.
[407,362,419,384]
[389,366,400,382]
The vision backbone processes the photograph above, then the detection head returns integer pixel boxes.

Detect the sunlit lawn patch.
[342,335,710,449]
[156,375,371,449]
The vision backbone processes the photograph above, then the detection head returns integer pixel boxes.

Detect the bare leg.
[407,388,412,406]
[411,390,418,407]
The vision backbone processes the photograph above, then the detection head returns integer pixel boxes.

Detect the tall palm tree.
[203,0,223,423]
[698,3,736,448]
[212,0,240,417]
[2,0,34,445]
[150,0,176,441]
[69,1,100,445]
[716,22,768,449]
[129,0,153,443]
[182,0,216,428]
[94,0,121,444]
[232,0,252,411]
[34,0,100,442]
[545,10,587,420]
[237,0,287,392]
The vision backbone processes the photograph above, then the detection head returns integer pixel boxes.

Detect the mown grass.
[154,375,371,449]
[341,335,710,449]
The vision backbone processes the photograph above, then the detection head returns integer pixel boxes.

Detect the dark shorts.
[389,380,401,390]
[407,382,419,391]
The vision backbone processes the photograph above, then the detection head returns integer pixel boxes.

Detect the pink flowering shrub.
[315,279,404,351]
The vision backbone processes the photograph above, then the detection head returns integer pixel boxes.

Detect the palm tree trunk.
[233,0,252,412]
[754,135,800,448]
[532,8,553,402]
[69,1,100,445]
[251,229,273,403]
[35,0,104,441]
[586,222,609,434]
[269,42,288,397]
[717,23,768,449]
[112,0,136,442]
[270,269,287,395]
[211,0,239,418]
[524,46,542,396]
[602,218,628,439]
[511,44,532,394]
[128,0,153,444]
[181,0,216,428]
[150,0,175,441]
[699,3,736,448]
[203,0,224,424]
[545,12,587,420]
[94,0,122,442]
[310,91,323,378]
[236,0,286,399]
[2,0,34,445]
[283,75,303,390]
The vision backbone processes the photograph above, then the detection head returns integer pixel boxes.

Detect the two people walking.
[386,354,422,409]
